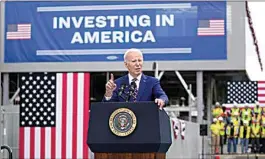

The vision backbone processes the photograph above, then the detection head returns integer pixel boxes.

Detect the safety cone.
[215,155,220,159]
[214,147,220,159]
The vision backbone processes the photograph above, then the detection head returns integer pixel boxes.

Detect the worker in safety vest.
[262,106,265,115]
[253,101,262,117]
[226,122,238,153]
[252,113,261,124]
[212,102,223,118]
[241,103,252,119]
[211,118,220,154]
[239,121,251,153]
[260,119,265,153]
[241,112,251,126]
[231,112,240,127]
[251,121,261,153]
[230,111,240,145]
[261,113,265,125]
[231,102,240,118]
[218,117,225,154]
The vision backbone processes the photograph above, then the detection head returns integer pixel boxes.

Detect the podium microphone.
[128,82,137,101]
[130,82,137,91]
[118,84,126,96]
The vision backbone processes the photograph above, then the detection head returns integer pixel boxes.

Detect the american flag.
[197,20,225,36]
[226,81,265,106]
[19,72,93,159]
[6,24,31,40]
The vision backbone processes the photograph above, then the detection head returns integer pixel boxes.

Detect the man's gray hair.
[123,48,143,62]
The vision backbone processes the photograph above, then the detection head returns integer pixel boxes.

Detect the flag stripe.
[258,88,265,91]
[51,121,56,158]
[259,83,265,87]
[77,73,84,158]
[5,37,31,39]
[19,127,25,159]
[45,128,51,158]
[35,127,40,159]
[30,128,35,159]
[61,73,67,158]
[66,73,73,158]
[41,128,45,158]
[72,73,78,159]
[83,73,90,158]
[55,74,62,158]
[25,128,30,159]
[198,33,225,35]
[17,24,31,27]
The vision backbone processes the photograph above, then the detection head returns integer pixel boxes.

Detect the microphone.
[129,81,137,97]
[118,84,126,96]
[130,81,137,91]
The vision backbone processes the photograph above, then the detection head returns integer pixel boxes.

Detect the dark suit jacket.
[102,74,169,104]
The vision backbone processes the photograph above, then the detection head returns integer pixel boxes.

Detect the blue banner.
[4,1,227,63]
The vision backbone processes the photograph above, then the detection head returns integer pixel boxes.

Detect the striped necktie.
[131,78,138,102]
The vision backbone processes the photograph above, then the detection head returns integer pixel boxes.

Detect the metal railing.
[1,145,13,159]
[0,105,18,159]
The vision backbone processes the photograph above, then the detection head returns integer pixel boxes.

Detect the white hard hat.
[215,102,220,106]
[213,118,217,122]
[218,117,223,121]
[256,101,260,105]
[245,112,249,115]
[234,112,239,116]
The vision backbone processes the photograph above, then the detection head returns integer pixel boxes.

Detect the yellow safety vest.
[239,126,251,138]
[210,123,219,136]
[226,126,238,137]
[242,118,250,126]
[252,116,261,123]
[219,122,225,136]
[231,117,240,126]
[212,108,223,118]
[254,107,262,114]
[261,116,265,125]
[231,108,239,116]
[242,108,252,117]
[261,127,265,138]
[251,125,261,138]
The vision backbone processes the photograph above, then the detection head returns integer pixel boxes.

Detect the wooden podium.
[87,102,172,159]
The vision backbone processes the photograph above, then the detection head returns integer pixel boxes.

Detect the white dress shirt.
[128,73,142,90]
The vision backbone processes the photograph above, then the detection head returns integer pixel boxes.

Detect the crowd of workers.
[211,102,265,154]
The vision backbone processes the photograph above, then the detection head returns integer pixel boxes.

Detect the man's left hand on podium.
[155,98,165,109]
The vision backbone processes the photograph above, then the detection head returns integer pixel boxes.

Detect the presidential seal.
[109,108,137,137]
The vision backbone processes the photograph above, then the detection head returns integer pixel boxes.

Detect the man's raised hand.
[105,73,117,97]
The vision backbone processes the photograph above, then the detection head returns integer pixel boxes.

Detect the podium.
[87,102,172,159]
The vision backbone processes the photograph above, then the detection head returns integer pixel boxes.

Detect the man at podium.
[102,48,168,108]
